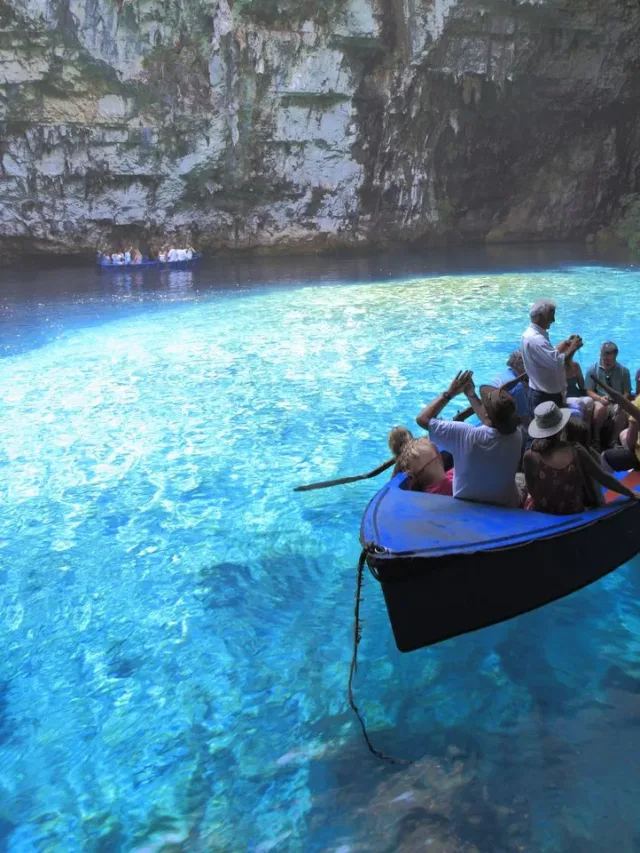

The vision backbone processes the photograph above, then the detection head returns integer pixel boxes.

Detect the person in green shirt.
[585,341,632,447]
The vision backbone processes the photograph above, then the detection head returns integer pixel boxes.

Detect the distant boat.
[97,253,202,270]
[360,471,640,652]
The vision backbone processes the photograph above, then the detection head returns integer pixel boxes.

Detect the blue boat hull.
[360,473,640,651]
[98,254,201,270]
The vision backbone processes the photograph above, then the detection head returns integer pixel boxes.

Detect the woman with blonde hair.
[388,426,453,495]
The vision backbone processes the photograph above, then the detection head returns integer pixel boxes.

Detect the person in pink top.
[388,426,454,495]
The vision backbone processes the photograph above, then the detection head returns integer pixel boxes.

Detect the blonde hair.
[388,426,413,458]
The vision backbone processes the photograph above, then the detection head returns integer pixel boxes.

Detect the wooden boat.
[98,253,202,270]
[360,471,640,652]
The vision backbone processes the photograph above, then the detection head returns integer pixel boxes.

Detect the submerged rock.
[1,0,639,258]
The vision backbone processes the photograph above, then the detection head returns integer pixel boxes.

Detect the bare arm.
[461,376,491,426]
[575,444,639,500]
[594,379,640,422]
[416,393,452,429]
[586,389,609,404]
[416,370,473,429]
[557,335,583,356]
[626,419,639,453]
[465,391,491,426]
[522,450,536,487]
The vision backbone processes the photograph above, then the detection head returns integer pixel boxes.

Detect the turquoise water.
[2,258,640,852]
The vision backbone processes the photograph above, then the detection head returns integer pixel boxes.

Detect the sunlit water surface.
[2,255,640,853]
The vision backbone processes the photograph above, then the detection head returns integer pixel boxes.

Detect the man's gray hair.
[529,299,556,324]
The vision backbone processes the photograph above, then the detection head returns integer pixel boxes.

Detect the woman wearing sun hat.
[523,402,638,514]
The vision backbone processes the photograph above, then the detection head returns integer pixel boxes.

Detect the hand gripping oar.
[293,458,395,492]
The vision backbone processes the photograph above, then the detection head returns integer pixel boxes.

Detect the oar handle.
[294,458,395,492]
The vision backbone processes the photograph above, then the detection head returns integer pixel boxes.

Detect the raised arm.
[556,334,584,357]
[574,363,587,394]
[575,444,639,501]
[416,370,473,429]
[461,375,491,427]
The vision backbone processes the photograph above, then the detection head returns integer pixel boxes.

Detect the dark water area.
[2,243,640,852]
[1,241,633,359]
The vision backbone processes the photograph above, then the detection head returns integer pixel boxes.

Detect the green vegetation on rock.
[614,194,640,254]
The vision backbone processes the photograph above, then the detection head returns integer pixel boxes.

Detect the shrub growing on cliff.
[615,194,640,254]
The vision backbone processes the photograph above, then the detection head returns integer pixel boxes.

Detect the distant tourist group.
[391,298,640,515]
[97,244,197,265]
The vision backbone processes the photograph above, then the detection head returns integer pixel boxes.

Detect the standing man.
[585,341,631,445]
[521,299,582,414]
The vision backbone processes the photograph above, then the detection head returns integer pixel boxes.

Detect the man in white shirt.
[416,370,523,507]
[521,299,583,415]
[167,247,178,262]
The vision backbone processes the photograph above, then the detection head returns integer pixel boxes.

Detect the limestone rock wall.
[1,0,639,256]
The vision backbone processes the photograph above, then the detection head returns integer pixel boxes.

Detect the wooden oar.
[294,458,395,492]
[293,401,483,493]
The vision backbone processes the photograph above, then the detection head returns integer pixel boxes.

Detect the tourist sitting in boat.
[158,248,167,263]
[521,299,583,414]
[132,250,143,264]
[124,247,132,264]
[416,370,523,508]
[564,415,607,506]
[597,379,640,474]
[585,341,631,446]
[388,426,453,495]
[176,248,187,261]
[490,349,530,428]
[167,247,178,262]
[564,350,595,430]
[186,246,194,260]
[523,402,637,514]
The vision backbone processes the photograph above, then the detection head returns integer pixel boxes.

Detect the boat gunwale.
[361,474,639,563]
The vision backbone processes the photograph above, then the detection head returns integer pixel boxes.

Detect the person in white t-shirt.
[167,247,178,262]
[416,370,523,507]
[176,248,187,261]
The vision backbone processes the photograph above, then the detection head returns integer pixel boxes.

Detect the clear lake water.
[2,246,640,853]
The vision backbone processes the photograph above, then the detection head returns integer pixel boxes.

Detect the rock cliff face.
[1,0,639,257]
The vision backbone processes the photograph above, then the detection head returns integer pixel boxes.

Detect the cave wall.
[1,0,639,256]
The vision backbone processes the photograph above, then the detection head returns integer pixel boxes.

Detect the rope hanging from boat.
[348,545,412,765]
